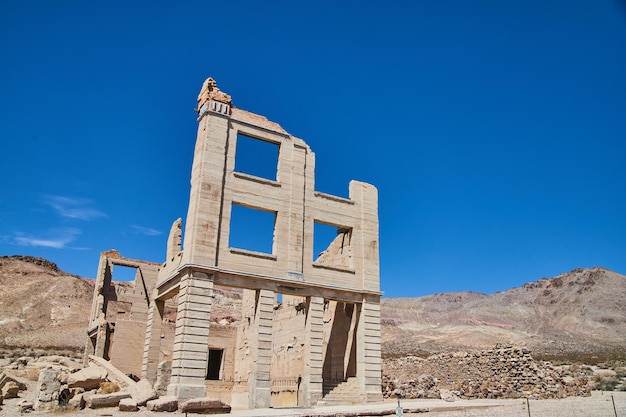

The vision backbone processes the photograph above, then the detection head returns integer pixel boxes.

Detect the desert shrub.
[593,370,619,391]
[97,381,120,394]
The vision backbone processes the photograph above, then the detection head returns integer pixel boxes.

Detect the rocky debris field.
[0,354,229,415]
[382,345,626,401]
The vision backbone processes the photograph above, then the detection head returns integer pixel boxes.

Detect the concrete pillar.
[357,295,383,402]
[302,296,324,406]
[142,298,165,382]
[167,270,214,400]
[250,289,274,408]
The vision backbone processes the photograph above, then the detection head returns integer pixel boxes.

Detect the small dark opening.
[206,348,223,380]
[58,388,71,405]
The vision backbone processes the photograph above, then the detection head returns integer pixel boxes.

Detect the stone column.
[249,289,274,408]
[357,295,383,402]
[142,298,165,382]
[167,270,214,400]
[302,296,324,406]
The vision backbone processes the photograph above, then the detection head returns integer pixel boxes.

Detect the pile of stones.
[383,345,591,400]
[0,355,229,413]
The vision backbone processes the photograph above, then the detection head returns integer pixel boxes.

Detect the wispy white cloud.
[130,225,162,236]
[13,228,81,249]
[42,195,106,220]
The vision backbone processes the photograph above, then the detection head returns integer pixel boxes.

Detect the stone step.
[319,378,366,406]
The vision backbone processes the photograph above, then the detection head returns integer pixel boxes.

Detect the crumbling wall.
[86,250,160,377]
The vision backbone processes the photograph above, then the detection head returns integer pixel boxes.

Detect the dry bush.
[593,370,619,391]
[97,381,120,394]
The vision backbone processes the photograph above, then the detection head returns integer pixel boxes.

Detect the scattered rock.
[146,396,178,412]
[84,392,131,409]
[129,378,158,406]
[68,392,85,410]
[119,397,139,411]
[179,397,232,414]
[35,367,62,407]
[67,366,107,390]
[0,371,28,391]
[439,389,459,402]
[17,399,34,413]
[88,355,135,389]
[1,381,20,399]
[383,345,591,400]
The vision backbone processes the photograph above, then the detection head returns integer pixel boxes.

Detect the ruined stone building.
[86,77,382,409]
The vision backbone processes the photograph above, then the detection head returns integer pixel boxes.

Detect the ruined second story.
[159,77,380,298]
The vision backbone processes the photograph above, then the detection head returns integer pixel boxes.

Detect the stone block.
[146,396,178,412]
[1,381,20,399]
[85,392,131,409]
[68,392,85,410]
[0,371,28,391]
[67,366,107,390]
[36,367,62,405]
[118,397,138,411]
[129,379,157,406]
[179,397,231,414]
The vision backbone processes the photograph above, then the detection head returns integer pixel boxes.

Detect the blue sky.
[1,1,625,297]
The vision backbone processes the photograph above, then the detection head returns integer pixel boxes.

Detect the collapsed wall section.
[85,250,160,377]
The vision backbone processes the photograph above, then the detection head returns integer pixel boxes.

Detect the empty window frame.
[229,203,277,254]
[111,265,137,282]
[313,221,353,268]
[234,133,280,181]
[206,348,224,380]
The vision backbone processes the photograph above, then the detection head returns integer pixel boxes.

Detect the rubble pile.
[383,345,591,400]
[0,354,231,413]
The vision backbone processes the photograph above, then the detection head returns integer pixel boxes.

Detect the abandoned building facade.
[86,77,382,409]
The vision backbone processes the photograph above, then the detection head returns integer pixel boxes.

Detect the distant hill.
[1,256,625,362]
[0,255,93,353]
[382,267,626,362]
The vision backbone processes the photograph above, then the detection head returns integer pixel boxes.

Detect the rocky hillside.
[382,267,626,361]
[1,256,625,363]
[0,256,94,354]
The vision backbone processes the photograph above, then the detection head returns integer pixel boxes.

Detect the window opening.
[229,204,276,254]
[234,133,279,181]
[112,265,137,282]
[206,348,224,380]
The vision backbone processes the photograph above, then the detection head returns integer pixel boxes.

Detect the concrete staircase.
[318,378,367,406]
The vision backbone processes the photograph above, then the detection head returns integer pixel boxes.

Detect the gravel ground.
[1,391,625,417]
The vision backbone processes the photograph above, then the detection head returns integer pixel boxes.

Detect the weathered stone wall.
[383,345,591,400]
[269,295,307,407]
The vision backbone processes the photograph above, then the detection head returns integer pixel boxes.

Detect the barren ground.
[1,391,625,417]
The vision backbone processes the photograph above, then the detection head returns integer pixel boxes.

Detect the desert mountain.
[1,256,625,362]
[0,255,94,353]
[382,267,626,361]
